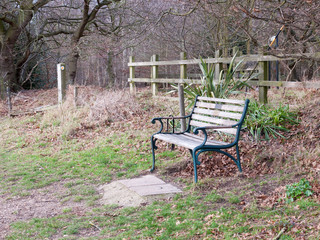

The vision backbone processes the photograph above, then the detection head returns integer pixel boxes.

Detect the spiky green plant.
[180,53,255,108]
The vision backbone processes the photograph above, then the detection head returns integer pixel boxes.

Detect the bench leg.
[192,150,199,183]
[189,149,201,165]
[150,136,157,172]
[191,150,202,183]
[235,144,242,172]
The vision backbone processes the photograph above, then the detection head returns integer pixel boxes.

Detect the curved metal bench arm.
[151,114,192,134]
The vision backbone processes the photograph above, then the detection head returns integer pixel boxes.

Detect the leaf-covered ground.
[0,86,320,239]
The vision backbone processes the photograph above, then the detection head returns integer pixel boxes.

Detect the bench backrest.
[189,96,249,136]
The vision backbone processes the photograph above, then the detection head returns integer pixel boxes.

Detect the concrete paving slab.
[99,182,146,207]
[99,175,182,207]
[118,175,166,187]
[130,184,182,196]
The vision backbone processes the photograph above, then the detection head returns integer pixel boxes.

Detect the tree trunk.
[64,0,120,85]
[0,44,18,90]
[0,75,5,100]
[106,50,115,87]
[307,60,315,80]
[67,44,80,85]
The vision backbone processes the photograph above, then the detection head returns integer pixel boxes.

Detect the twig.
[21,57,51,86]
[155,0,201,25]
[168,0,201,16]
[282,59,301,82]
[273,227,287,240]
[89,221,102,231]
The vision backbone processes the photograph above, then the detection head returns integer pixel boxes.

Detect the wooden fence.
[128,50,320,104]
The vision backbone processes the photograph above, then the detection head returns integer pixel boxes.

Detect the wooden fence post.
[179,52,187,131]
[258,47,269,104]
[214,50,223,80]
[151,54,159,96]
[129,56,136,95]
[6,87,12,116]
[57,63,67,104]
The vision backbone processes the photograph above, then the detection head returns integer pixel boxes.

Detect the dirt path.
[0,182,90,239]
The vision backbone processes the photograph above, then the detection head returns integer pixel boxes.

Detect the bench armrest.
[151,114,191,134]
[151,114,191,122]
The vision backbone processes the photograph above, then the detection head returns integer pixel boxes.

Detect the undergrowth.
[245,100,300,141]
[286,178,313,203]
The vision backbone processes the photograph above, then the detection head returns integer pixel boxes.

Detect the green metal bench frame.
[150,96,250,183]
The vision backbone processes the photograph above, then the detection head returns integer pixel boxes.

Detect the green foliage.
[177,52,255,109]
[286,178,313,203]
[245,100,300,141]
[228,194,241,204]
[205,190,223,203]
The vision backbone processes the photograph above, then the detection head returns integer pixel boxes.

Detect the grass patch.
[7,191,320,239]
[0,134,152,195]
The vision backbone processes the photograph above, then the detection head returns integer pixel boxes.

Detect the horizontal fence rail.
[128,51,320,104]
[128,53,320,67]
[128,78,320,89]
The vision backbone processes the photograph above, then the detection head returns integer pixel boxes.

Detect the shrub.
[245,101,300,141]
[286,178,313,203]
[172,52,256,109]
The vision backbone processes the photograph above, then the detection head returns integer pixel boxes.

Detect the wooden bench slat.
[183,133,228,145]
[190,120,238,135]
[154,134,199,149]
[191,114,238,126]
[193,107,242,120]
[196,101,244,112]
[197,96,245,105]
[154,133,229,149]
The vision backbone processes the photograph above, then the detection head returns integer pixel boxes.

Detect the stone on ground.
[99,175,182,207]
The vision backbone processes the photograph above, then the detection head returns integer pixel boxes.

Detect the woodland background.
[1,0,320,94]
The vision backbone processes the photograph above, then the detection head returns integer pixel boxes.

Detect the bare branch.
[168,0,201,17]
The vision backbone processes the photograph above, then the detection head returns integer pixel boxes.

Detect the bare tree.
[2,0,319,94]
[0,0,51,93]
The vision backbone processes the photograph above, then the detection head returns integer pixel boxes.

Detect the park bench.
[150,96,250,183]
